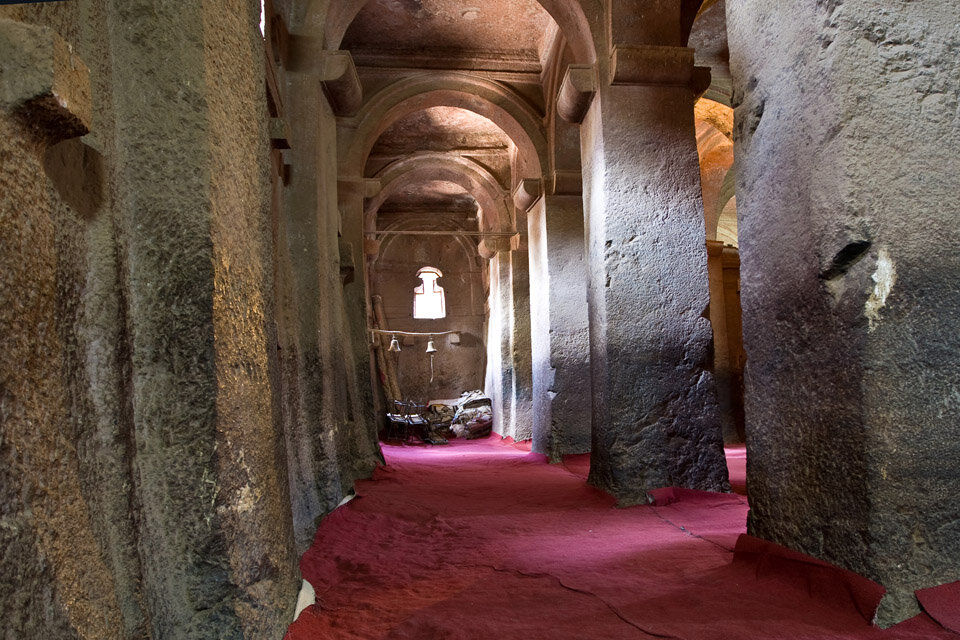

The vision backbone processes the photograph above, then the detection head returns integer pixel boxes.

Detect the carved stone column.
[729,0,960,624]
[579,1,728,503]
[521,178,592,459]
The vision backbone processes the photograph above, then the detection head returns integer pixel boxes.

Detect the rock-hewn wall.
[373,234,487,401]
[728,0,960,625]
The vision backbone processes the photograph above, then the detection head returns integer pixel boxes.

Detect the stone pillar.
[509,209,534,441]
[707,239,738,444]
[484,249,512,436]
[0,18,125,639]
[276,65,344,548]
[335,178,382,477]
[106,1,298,635]
[523,180,592,459]
[578,1,728,503]
[728,0,960,625]
[720,246,745,442]
[481,229,534,441]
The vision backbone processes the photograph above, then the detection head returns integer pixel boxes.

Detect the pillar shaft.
[509,211,534,441]
[582,36,727,503]
[707,240,740,444]
[529,194,592,459]
[485,251,512,436]
[729,0,960,624]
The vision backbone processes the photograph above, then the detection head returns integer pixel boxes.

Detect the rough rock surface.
[581,40,729,503]
[275,42,381,554]
[528,195,592,459]
[0,1,386,637]
[728,0,960,626]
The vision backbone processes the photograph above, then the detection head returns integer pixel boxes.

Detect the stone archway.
[340,73,548,180]
[366,153,512,236]
[317,0,597,65]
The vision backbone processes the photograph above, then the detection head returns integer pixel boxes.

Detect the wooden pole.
[372,295,402,401]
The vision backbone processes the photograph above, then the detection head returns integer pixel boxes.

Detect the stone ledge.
[0,19,91,143]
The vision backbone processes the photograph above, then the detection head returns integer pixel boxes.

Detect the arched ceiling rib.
[322,0,596,65]
[340,73,548,178]
[366,153,510,233]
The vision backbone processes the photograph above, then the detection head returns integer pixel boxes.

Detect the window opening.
[413,267,446,319]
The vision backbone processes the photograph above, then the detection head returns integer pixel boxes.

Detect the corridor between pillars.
[578,2,728,503]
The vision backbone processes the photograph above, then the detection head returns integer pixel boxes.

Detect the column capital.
[337,177,381,199]
[513,178,543,212]
[319,50,362,117]
[270,117,291,149]
[721,245,740,268]
[610,45,709,93]
[557,64,596,124]
[479,236,515,258]
[548,170,583,197]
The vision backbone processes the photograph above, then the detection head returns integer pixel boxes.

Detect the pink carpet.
[725,444,747,495]
[286,436,956,639]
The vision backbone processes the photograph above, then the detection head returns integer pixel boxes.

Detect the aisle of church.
[285,437,952,639]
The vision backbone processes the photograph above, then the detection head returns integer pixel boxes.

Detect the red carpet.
[286,436,956,639]
[917,581,960,634]
[725,444,747,495]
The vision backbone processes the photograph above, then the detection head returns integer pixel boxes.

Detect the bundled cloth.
[450,390,493,439]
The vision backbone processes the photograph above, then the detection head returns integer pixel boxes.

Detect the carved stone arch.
[340,73,549,180]
[376,218,479,270]
[366,154,511,234]
[318,0,597,64]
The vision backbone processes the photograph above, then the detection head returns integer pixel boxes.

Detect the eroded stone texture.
[1,1,317,637]
[528,194,592,459]
[103,0,301,635]
[728,0,960,625]
[1,8,135,639]
[274,42,381,552]
[0,17,91,142]
[581,5,728,504]
[0,91,125,640]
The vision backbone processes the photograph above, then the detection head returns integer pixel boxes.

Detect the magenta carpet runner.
[287,435,956,639]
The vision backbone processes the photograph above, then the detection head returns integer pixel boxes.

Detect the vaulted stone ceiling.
[343,0,557,235]
[366,106,513,190]
[341,0,556,70]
